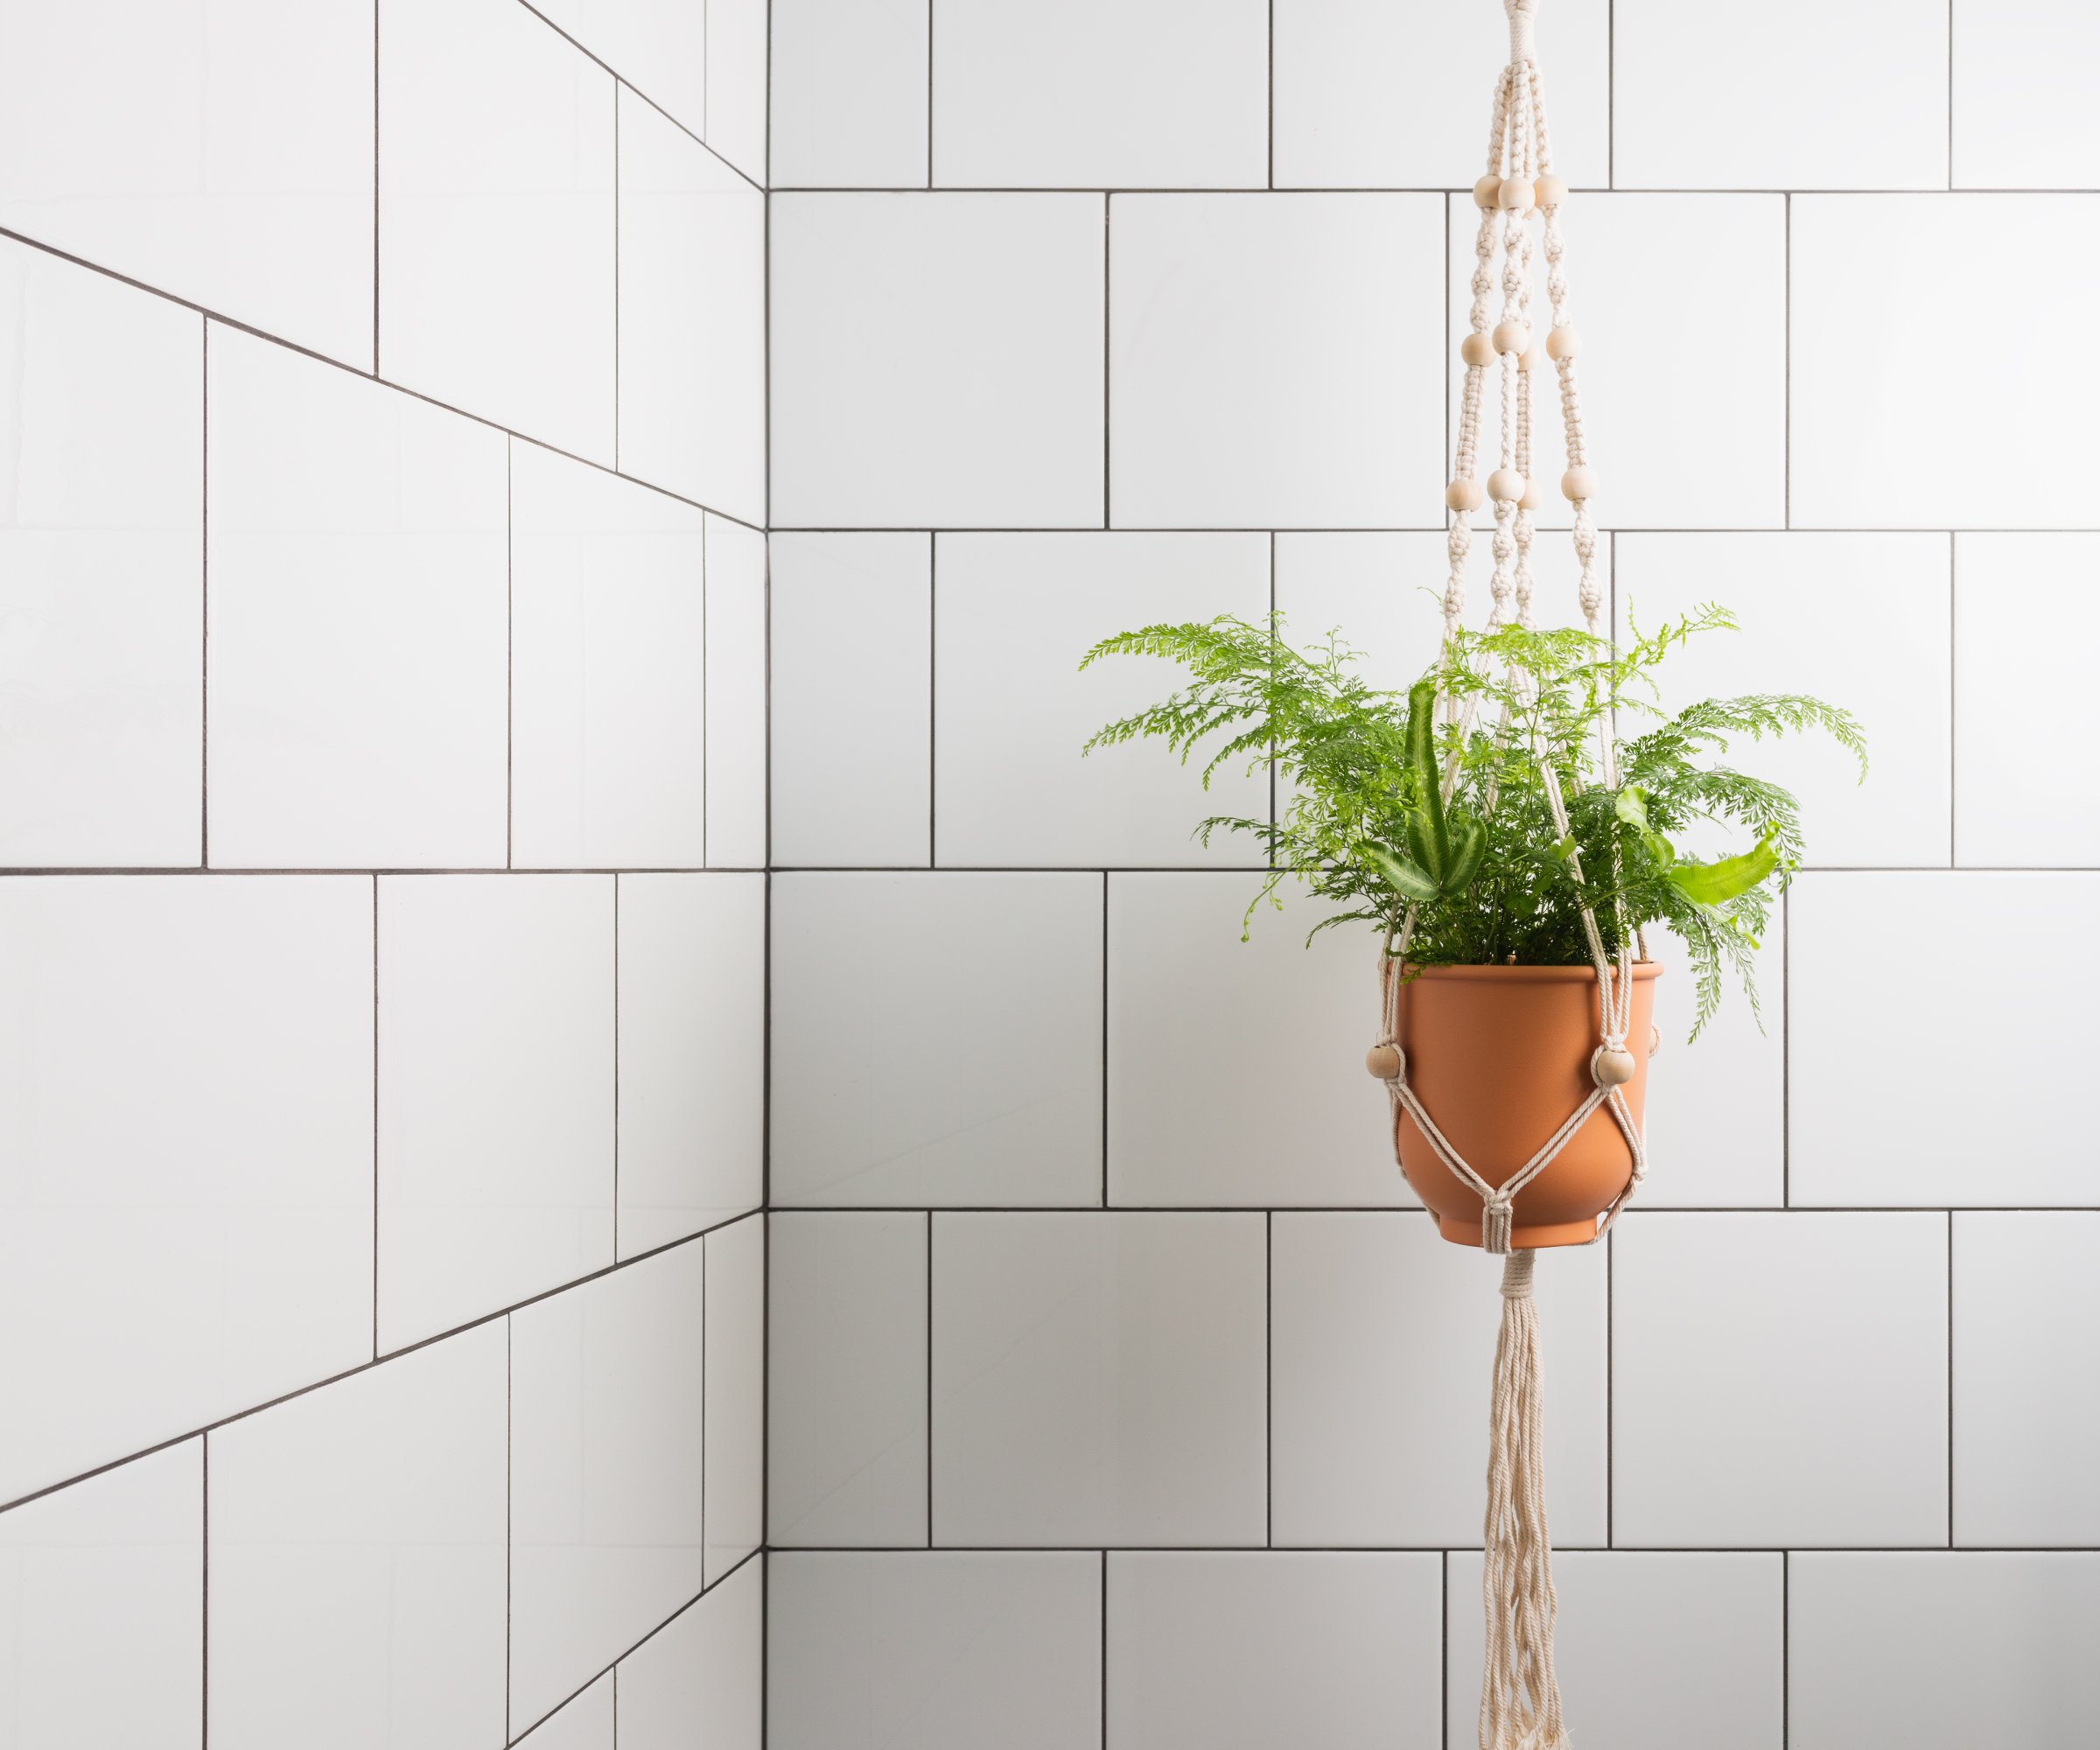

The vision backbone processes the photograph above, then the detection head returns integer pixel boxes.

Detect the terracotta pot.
[1390,962,1662,1250]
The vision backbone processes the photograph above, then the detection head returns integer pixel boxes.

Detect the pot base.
[1433,1214,1600,1250]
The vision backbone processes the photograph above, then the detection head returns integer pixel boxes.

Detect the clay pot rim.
[1396,960,1663,984]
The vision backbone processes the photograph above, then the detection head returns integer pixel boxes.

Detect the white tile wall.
[770,0,929,189]
[703,0,768,186]
[771,873,1102,1207]
[0,1443,202,1750]
[0,242,202,868]
[769,1551,1102,1750]
[514,1675,614,1750]
[703,514,770,867]
[530,0,706,136]
[1951,2,2100,189]
[704,1214,766,1584]
[377,874,614,1350]
[616,1558,764,1750]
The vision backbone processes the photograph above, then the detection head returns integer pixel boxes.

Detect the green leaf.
[1667,828,1780,906]
[1443,818,1487,894]
[1614,787,1651,830]
[1362,843,1440,902]
[1404,680,1448,864]
[1404,809,1444,882]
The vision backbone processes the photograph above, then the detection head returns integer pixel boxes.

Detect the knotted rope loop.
[1505,0,1537,64]
[1499,1248,1536,1299]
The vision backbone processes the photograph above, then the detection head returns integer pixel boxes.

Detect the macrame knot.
[1505,0,1537,63]
[1482,1200,1515,1256]
[1500,1249,1536,1299]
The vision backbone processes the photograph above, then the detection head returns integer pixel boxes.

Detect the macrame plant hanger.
[1366,4,1647,1746]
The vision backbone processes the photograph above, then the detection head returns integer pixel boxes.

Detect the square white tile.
[1611,1212,1949,1547]
[380,0,615,460]
[0,876,372,1502]
[770,193,1104,528]
[615,873,766,1256]
[770,0,929,189]
[0,242,201,867]
[932,0,1268,190]
[511,441,708,869]
[704,1215,765,1585]
[617,88,766,525]
[377,875,614,1350]
[0,0,374,367]
[932,532,1271,867]
[1270,1214,1608,1548]
[1112,194,1445,528]
[205,326,508,869]
[207,1324,508,1750]
[769,1214,929,1547]
[0,1442,202,1748]
[704,0,768,184]
[1952,2,2100,188]
[510,1242,708,1732]
[615,1558,763,1750]
[770,533,934,867]
[768,1552,1102,1750]
[1107,1553,1441,1750]
[704,514,769,867]
[1792,196,2100,528]
[1952,1213,2100,1546]
[514,1674,612,1750]
[932,1213,1267,1547]
[530,0,706,136]
[1788,873,2100,1205]
[770,873,1102,1208]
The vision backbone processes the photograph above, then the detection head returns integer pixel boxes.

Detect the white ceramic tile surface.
[514,1674,613,1750]
[205,326,508,869]
[770,533,934,867]
[0,1443,202,1750]
[1270,1214,1608,1548]
[1113,194,1445,528]
[704,0,768,184]
[769,1552,1102,1750]
[770,873,1102,1207]
[615,873,766,1256]
[0,0,373,366]
[704,514,769,867]
[531,0,707,135]
[1446,1552,1782,1750]
[1952,2,2100,189]
[0,242,201,867]
[770,193,1104,528]
[377,875,614,1350]
[207,1325,508,1750]
[769,1214,929,1547]
[1612,1213,1949,1548]
[1108,1553,1442,1750]
[770,0,929,189]
[510,1242,709,1732]
[0,877,372,1502]
[1790,1554,2100,1748]
[510,441,709,869]
[380,0,615,460]
[617,89,766,524]
[932,532,1271,866]
[1788,873,2100,1206]
[1792,196,2100,527]
[616,1559,763,1750]
[933,0,1268,190]
[932,1214,1267,1548]
[705,1215,765,1585]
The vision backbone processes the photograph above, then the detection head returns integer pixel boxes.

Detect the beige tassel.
[1480,1249,1570,1749]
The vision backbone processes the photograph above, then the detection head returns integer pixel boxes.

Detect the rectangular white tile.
[0,1443,202,1750]
[704,0,768,184]
[932,1213,1266,1548]
[1952,2,2100,188]
[205,326,508,868]
[704,514,768,867]
[377,875,613,1350]
[770,193,1104,528]
[933,0,1268,190]
[617,88,766,524]
[207,1325,508,1750]
[510,1243,708,1732]
[1108,1553,1441,1750]
[0,241,201,867]
[1792,195,2100,527]
[770,873,1102,1208]
[1272,0,1609,191]
[1114,194,1445,528]
[510,441,709,869]
[0,877,371,1502]
[1270,1214,1608,1548]
[616,873,765,1256]
[616,1567,762,1750]
[531,0,706,135]
[0,0,373,367]
[514,1674,612,1750]
[770,0,929,189]
[1791,1554,2100,1748]
[770,533,933,867]
[1613,1,1949,189]
[932,532,1270,866]
[1446,1552,1782,1750]
[1612,1213,1948,1547]
[1789,873,2100,1206]
[769,1552,1101,1750]
[769,1214,928,1547]
[1952,1213,2100,1547]
[1954,535,2100,866]
[704,1216,765,1585]
[380,0,615,459]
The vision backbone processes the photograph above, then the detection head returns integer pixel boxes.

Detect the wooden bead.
[1648,1025,1662,1058]
[1534,173,1568,208]
[1473,174,1502,210]
[1497,176,1535,211]
[1591,1045,1637,1088]
[1545,324,1581,361]
[1517,341,1545,374]
[1460,331,1495,368]
[1492,319,1530,355]
[1366,1043,1404,1081]
[1446,478,1483,513]
[1561,466,1599,502]
[1518,478,1543,511]
[1486,468,1525,504]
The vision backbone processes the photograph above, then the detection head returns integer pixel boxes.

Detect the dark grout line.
[924,1210,934,1550]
